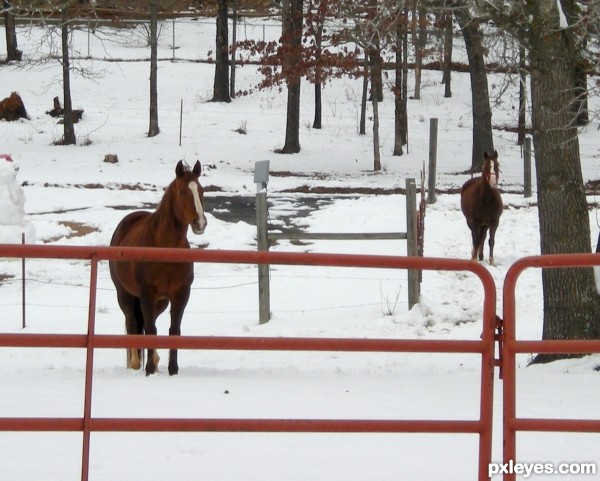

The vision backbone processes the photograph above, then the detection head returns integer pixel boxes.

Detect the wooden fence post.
[256,190,270,324]
[406,178,420,309]
[523,136,532,198]
[427,117,438,204]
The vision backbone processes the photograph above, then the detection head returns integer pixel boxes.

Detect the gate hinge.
[493,315,504,380]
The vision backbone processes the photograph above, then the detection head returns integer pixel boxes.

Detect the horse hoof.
[169,367,179,376]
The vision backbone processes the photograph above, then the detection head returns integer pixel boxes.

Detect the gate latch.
[494,315,504,379]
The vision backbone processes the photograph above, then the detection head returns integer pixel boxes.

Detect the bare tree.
[148,0,159,137]
[411,0,427,100]
[3,0,22,61]
[452,2,494,172]
[279,0,303,154]
[60,2,76,145]
[392,5,407,156]
[440,9,453,98]
[212,0,231,103]
[229,0,237,99]
[334,0,402,170]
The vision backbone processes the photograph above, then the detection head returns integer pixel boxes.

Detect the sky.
[1,16,600,481]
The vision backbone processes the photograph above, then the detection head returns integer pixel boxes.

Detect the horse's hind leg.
[116,288,143,370]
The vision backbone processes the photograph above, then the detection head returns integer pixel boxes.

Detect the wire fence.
[0,264,408,318]
[12,16,283,63]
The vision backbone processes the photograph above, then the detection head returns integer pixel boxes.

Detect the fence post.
[523,136,532,198]
[427,117,438,204]
[406,178,420,309]
[255,161,271,324]
[256,191,270,324]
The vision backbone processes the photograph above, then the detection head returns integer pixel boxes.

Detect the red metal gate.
[0,244,497,481]
[502,253,600,481]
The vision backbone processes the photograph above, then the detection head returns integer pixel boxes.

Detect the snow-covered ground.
[1,18,600,480]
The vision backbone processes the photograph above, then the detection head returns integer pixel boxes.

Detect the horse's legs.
[488,222,498,266]
[115,287,143,370]
[138,291,159,376]
[468,222,479,261]
[168,287,191,376]
[478,226,489,262]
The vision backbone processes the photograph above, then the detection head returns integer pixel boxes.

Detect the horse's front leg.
[478,226,489,262]
[468,223,479,261]
[488,223,498,266]
[139,294,159,376]
[168,287,191,376]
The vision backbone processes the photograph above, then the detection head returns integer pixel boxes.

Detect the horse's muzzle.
[191,215,207,235]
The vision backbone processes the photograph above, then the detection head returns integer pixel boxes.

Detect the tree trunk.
[366,0,382,103]
[411,0,421,100]
[212,0,231,103]
[229,0,237,99]
[454,7,493,172]
[371,55,381,171]
[393,10,404,156]
[312,7,324,130]
[517,45,527,146]
[372,96,381,171]
[313,82,322,129]
[401,3,408,145]
[359,54,368,136]
[279,0,303,154]
[61,6,76,145]
[148,0,160,137]
[529,2,600,360]
[441,11,453,98]
[3,0,21,62]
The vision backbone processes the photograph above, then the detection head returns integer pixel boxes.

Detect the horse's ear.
[193,160,201,177]
[493,150,499,159]
[484,151,490,160]
[175,160,185,177]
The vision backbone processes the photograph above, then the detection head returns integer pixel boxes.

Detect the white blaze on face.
[188,181,207,234]
[488,160,498,187]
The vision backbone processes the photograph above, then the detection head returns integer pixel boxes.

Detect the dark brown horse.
[460,150,503,266]
[109,160,207,375]
[0,92,28,121]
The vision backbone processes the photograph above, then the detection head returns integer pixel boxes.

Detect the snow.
[1,18,600,480]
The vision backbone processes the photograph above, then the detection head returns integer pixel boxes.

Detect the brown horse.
[0,92,28,121]
[460,150,503,266]
[109,160,207,375]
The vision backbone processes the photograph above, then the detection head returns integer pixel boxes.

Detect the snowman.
[0,154,36,244]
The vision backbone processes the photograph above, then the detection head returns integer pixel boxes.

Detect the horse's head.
[174,160,207,235]
[483,151,500,188]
